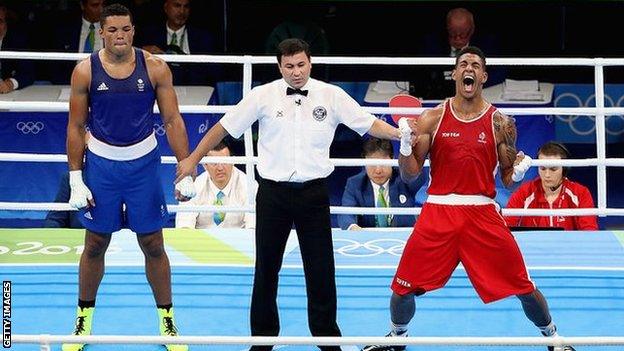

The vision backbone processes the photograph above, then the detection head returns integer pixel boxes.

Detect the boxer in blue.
[63,4,195,351]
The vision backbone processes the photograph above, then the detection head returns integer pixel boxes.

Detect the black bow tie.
[286,87,308,96]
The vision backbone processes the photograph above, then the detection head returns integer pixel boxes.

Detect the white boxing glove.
[68,170,93,209]
[398,118,413,156]
[175,175,197,199]
[512,152,533,182]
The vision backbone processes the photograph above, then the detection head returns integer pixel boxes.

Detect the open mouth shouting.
[462,75,475,93]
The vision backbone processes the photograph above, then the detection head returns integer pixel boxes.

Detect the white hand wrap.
[68,170,93,209]
[398,118,413,157]
[175,176,197,199]
[512,154,533,182]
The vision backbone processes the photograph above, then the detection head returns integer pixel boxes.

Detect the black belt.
[259,177,326,189]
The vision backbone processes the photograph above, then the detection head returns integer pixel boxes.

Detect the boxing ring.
[1,51,624,350]
[2,228,624,350]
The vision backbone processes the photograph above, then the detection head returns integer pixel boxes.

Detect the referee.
[176,38,402,351]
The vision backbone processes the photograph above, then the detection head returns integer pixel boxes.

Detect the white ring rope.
[0,51,621,217]
[2,100,624,116]
[3,201,624,217]
[4,50,624,66]
[2,153,622,168]
[11,334,624,347]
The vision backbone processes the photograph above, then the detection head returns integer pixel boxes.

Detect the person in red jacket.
[505,141,598,230]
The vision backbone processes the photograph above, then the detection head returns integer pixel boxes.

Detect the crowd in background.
[2,0,624,87]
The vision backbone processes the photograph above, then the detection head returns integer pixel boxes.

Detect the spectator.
[338,137,423,230]
[175,141,257,229]
[265,20,330,56]
[138,0,220,85]
[264,19,330,82]
[44,172,84,229]
[413,7,504,99]
[50,0,104,84]
[505,141,599,230]
[0,4,34,93]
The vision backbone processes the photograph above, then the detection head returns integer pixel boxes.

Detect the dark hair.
[100,3,133,26]
[212,140,230,153]
[362,137,394,159]
[538,141,571,176]
[276,38,311,64]
[455,45,486,71]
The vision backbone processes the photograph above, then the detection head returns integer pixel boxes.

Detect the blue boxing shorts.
[79,148,168,234]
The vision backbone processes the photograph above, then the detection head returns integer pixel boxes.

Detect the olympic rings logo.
[16,121,44,134]
[333,238,405,257]
[153,123,166,136]
[553,92,624,136]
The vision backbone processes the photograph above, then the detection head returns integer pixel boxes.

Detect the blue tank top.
[89,48,156,146]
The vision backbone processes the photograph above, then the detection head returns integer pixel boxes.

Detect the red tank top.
[428,99,498,198]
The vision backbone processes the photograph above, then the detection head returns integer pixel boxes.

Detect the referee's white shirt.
[220,78,377,182]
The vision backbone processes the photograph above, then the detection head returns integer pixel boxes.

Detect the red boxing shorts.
[392,201,535,303]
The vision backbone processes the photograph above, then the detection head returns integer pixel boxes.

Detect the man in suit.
[338,137,424,230]
[0,5,34,93]
[50,0,104,84]
[138,0,220,85]
[44,172,84,229]
[413,7,505,99]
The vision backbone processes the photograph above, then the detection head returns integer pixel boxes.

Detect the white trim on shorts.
[88,132,157,161]
[426,194,496,206]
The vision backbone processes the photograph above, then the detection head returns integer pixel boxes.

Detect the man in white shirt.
[175,38,412,351]
[175,141,256,229]
[78,0,104,54]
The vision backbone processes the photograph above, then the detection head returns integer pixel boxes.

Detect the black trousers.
[250,178,341,351]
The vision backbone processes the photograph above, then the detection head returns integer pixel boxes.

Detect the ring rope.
[2,100,624,116]
[10,334,624,347]
[1,153,622,168]
[3,50,624,67]
[2,201,623,217]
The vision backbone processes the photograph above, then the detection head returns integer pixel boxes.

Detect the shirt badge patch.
[137,78,145,92]
[478,131,487,144]
[312,106,327,121]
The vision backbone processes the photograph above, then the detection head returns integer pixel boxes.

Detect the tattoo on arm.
[494,113,518,161]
